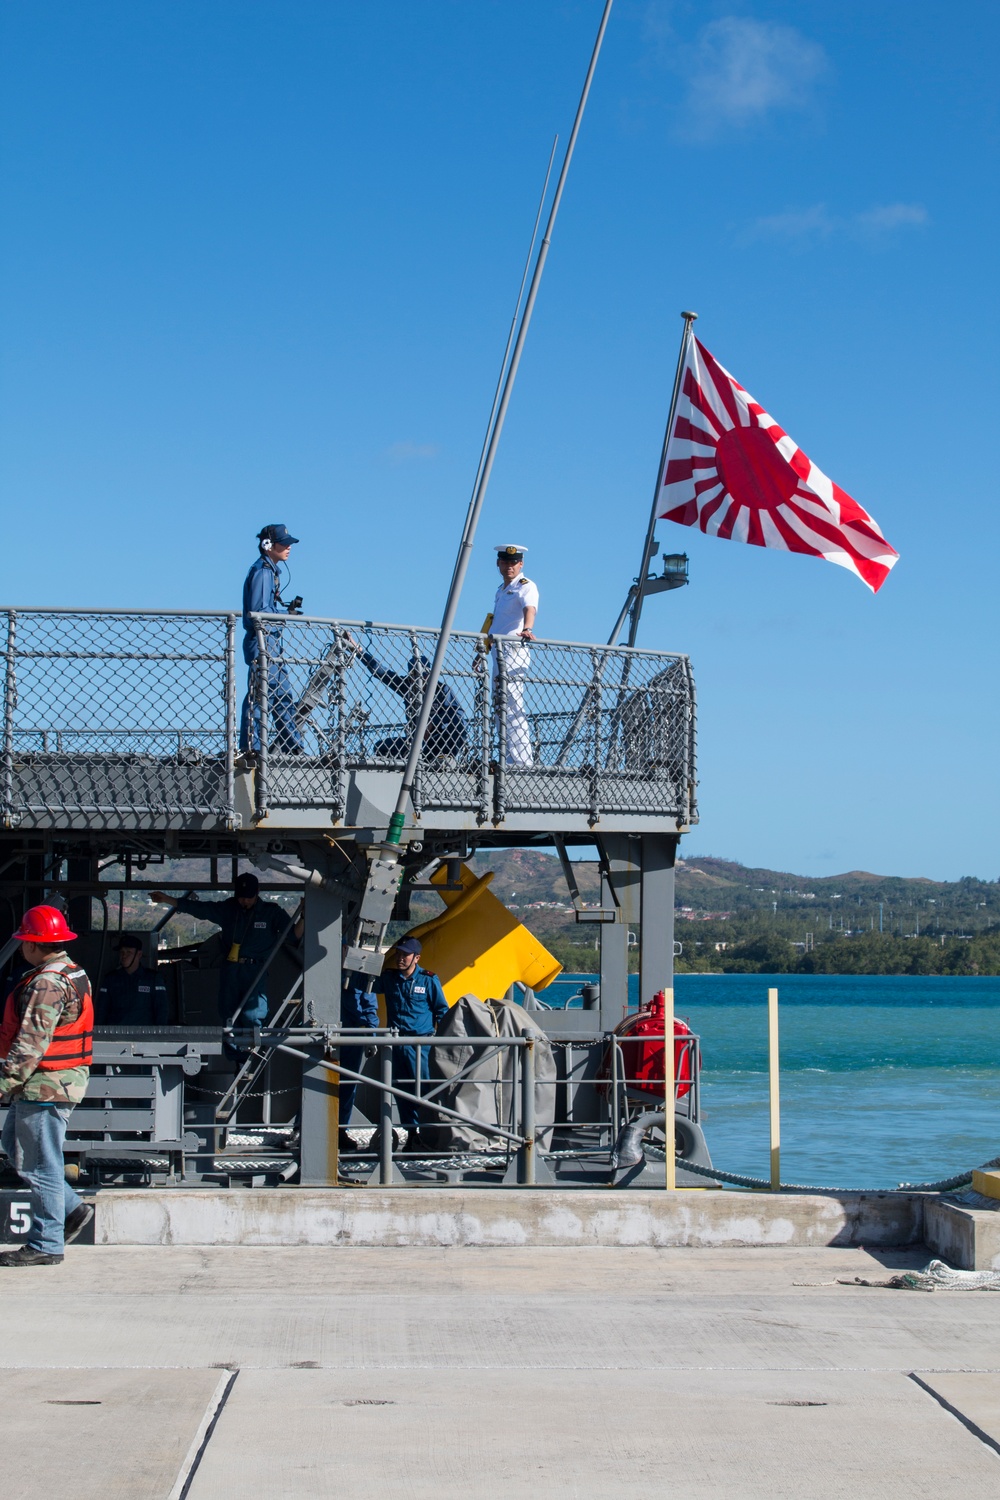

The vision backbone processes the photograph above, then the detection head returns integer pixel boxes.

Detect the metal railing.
[0,608,238,828]
[249,614,697,826]
[0,608,696,829]
[0,1023,703,1187]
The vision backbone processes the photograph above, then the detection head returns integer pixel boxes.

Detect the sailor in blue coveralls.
[358,648,468,763]
[150,874,303,1032]
[376,935,448,1140]
[96,935,169,1025]
[240,523,305,754]
[339,962,380,1144]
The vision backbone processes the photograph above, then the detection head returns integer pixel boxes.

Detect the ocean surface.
[543,973,1000,1189]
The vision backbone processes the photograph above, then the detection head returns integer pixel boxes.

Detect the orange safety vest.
[0,959,93,1070]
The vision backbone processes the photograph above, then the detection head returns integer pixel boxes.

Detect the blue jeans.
[1,1099,82,1255]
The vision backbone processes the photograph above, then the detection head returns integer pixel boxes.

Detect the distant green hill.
[455,851,1000,977]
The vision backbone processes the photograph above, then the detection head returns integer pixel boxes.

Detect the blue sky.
[1,1,996,880]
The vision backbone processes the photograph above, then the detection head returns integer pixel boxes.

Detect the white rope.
[843,1258,1000,1291]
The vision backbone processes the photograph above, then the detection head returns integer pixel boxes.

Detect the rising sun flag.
[658,337,899,593]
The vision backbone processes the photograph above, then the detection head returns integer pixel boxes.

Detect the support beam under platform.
[640,833,678,1008]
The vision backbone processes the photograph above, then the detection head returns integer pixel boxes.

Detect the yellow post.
[663,985,676,1191]
[768,986,780,1191]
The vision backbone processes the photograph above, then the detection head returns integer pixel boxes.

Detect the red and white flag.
[658,338,899,592]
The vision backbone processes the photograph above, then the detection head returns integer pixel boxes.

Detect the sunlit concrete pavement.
[3,1244,999,1498]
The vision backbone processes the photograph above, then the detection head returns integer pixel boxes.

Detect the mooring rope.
[642,1148,1000,1196]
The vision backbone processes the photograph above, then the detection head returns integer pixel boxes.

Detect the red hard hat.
[13,905,78,943]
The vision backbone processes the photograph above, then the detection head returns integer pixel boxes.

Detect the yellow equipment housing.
[399,862,563,1005]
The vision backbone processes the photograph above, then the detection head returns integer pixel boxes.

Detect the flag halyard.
[658,338,899,592]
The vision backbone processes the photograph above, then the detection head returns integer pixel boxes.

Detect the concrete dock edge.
[923,1196,1000,1270]
[94,1187,927,1251]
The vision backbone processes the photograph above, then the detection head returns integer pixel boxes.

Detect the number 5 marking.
[10,1202,31,1234]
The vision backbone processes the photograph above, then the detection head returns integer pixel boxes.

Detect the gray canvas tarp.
[424,995,556,1152]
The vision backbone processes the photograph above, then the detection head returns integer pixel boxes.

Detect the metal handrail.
[0,607,697,830]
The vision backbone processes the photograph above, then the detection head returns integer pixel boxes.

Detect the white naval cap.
[494,543,528,557]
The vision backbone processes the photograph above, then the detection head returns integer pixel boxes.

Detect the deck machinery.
[0,605,707,1189]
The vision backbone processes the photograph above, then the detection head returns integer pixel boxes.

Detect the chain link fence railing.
[250,615,697,826]
[0,609,696,830]
[1,609,237,829]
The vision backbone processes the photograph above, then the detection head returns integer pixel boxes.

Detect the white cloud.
[387,441,440,466]
[852,202,930,235]
[684,17,827,134]
[744,204,836,243]
[742,201,929,247]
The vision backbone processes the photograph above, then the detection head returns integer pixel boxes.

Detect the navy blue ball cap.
[395,936,422,956]
[235,872,260,896]
[258,523,299,547]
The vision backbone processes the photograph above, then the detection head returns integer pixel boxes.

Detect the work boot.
[64,1203,95,1244]
[0,1247,64,1267]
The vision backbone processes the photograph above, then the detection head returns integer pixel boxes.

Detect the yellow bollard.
[768,986,780,1191]
[663,985,676,1191]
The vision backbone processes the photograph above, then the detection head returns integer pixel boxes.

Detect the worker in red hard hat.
[0,906,95,1267]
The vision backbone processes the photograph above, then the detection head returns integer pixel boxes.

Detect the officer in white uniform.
[488,545,538,767]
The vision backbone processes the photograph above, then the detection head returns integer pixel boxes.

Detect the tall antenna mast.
[384,0,616,848]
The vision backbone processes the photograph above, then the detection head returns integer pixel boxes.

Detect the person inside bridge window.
[239,523,305,758]
[487,544,538,767]
[358,647,468,765]
[373,935,448,1149]
[96,935,169,1026]
[149,874,303,1038]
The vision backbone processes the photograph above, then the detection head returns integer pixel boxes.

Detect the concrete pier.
[3,1241,1000,1498]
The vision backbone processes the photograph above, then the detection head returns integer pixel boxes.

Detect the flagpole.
[610,310,697,648]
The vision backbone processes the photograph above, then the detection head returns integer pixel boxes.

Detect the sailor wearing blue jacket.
[378,935,448,1138]
[340,966,380,1134]
[240,523,305,754]
[96,935,169,1025]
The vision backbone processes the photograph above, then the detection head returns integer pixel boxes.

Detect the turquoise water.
[543,973,1000,1189]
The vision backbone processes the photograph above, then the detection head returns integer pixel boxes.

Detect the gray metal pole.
[611,312,698,648]
[385,0,616,847]
[380,1045,393,1185]
[606,585,637,648]
[521,1037,536,1185]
